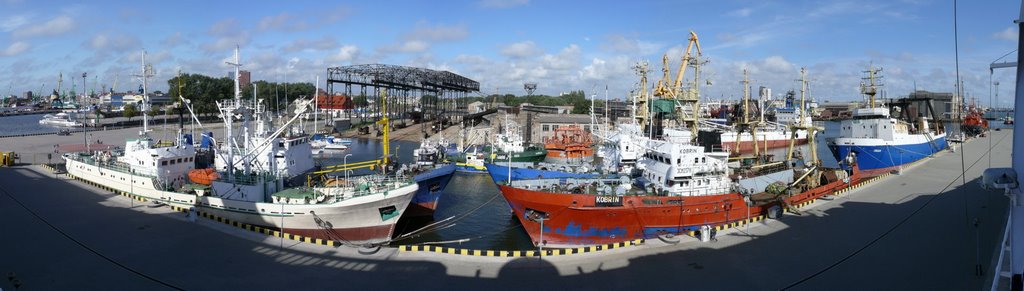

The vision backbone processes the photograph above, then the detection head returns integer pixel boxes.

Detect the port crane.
[653,31,704,139]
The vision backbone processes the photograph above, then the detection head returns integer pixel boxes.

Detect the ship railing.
[317,175,415,201]
[69,154,159,178]
[215,171,279,186]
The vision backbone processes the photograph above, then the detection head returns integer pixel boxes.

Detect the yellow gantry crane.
[306,88,393,186]
[653,31,704,139]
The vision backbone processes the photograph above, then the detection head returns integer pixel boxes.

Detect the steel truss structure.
[326,64,480,135]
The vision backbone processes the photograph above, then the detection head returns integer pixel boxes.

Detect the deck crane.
[307,89,395,186]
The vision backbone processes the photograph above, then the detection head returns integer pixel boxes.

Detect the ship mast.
[734,69,760,157]
[786,67,817,164]
[861,65,882,109]
[132,50,154,137]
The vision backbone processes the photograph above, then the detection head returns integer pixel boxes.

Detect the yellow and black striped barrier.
[39,164,345,248]
[397,239,645,257]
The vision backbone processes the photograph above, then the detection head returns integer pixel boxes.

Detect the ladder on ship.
[923,133,942,153]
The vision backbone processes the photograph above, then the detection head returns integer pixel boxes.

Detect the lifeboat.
[188,168,219,185]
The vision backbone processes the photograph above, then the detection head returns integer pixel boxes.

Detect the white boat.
[39,112,83,127]
[63,48,416,246]
[310,135,349,154]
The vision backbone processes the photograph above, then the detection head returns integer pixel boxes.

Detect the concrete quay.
[0,129,1012,290]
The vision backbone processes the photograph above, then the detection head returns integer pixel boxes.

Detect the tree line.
[166,73,315,117]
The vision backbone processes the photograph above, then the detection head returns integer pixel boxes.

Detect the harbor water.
[315,138,534,250]
[0,113,68,136]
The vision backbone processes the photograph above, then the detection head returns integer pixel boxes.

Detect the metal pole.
[344,154,352,181]
[538,217,544,257]
[280,201,284,252]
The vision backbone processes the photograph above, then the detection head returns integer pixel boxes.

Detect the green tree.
[148,105,161,117]
[353,94,369,107]
[123,103,140,121]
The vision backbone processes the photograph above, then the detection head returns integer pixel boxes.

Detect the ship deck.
[0,129,1013,289]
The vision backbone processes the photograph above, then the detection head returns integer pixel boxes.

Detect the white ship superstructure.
[63,48,416,246]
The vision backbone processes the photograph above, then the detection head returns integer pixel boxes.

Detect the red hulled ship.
[493,128,865,247]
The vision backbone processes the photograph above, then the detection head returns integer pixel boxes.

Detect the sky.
[0,0,1021,106]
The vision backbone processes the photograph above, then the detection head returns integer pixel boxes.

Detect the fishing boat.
[491,126,862,247]
[701,76,808,155]
[543,124,594,164]
[827,66,948,175]
[491,116,548,163]
[452,144,489,173]
[405,138,456,216]
[63,49,416,246]
[39,112,84,127]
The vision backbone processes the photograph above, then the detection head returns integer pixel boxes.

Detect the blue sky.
[0,0,1020,105]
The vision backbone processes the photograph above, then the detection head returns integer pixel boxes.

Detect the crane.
[652,31,704,139]
[306,88,394,186]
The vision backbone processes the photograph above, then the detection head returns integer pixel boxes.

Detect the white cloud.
[162,32,187,47]
[202,19,250,53]
[580,56,633,83]
[707,31,772,50]
[319,5,351,24]
[601,34,661,55]
[86,32,140,52]
[379,40,430,54]
[478,0,529,9]
[406,22,468,42]
[327,45,359,63]
[208,18,240,36]
[258,12,307,31]
[2,41,29,56]
[500,41,540,58]
[1,14,29,32]
[729,8,752,17]
[541,44,582,71]
[994,26,1017,41]
[282,36,339,53]
[202,35,252,53]
[12,15,74,38]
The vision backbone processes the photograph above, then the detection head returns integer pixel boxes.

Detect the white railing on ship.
[319,175,414,201]
[71,154,158,178]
